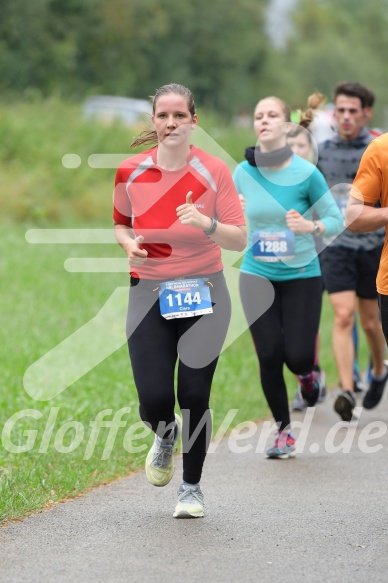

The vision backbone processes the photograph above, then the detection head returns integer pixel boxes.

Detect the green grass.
[0,222,260,520]
[0,98,370,522]
[0,98,252,224]
[0,222,370,522]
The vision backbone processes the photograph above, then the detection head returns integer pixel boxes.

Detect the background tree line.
[1,0,388,123]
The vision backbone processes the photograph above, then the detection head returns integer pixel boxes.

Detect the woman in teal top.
[234,94,343,459]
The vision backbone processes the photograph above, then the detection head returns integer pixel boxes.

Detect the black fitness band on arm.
[203,217,218,236]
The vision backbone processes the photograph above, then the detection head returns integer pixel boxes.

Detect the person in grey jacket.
[318,82,388,422]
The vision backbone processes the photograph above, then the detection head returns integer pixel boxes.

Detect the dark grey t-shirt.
[318,127,384,250]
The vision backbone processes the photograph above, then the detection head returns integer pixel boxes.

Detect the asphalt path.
[1,389,388,583]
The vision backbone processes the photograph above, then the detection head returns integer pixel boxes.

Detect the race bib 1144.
[158,278,213,320]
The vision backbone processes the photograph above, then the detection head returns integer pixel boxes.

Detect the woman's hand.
[123,235,148,266]
[176,191,213,231]
[286,209,313,234]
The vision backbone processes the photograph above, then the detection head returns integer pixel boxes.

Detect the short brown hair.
[334,82,375,109]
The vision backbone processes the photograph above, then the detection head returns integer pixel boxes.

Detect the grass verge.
[0,222,370,522]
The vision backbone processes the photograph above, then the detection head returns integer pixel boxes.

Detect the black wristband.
[203,217,218,236]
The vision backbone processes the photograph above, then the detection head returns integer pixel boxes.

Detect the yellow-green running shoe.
[145,414,182,487]
[173,483,204,518]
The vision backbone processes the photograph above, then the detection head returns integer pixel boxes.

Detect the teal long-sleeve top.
[233,154,344,281]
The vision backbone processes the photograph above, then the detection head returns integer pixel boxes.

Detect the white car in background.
[83,95,152,126]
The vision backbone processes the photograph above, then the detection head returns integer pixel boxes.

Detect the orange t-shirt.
[351,133,388,294]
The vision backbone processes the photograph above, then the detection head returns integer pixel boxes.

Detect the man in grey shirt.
[318,82,388,422]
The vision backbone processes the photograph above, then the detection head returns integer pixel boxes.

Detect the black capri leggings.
[239,273,322,431]
[127,271,231,484]
[378,293,388,345]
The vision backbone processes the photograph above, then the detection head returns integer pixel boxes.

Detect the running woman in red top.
[113,83,246,518]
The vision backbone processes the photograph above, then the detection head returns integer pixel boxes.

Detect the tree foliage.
[0,0,269,115]
[1,0,388,123]
[262,0,388,125]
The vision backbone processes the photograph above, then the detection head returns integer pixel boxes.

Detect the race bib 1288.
[252,229,295,262]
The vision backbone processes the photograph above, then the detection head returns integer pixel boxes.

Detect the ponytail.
[297,91,325,129]
[131,129,158,149]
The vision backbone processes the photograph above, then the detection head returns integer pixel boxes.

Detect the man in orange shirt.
[346,132,388,408]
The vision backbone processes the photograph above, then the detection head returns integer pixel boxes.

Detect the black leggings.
[378,293,388,345]
[127,271,231,484]
[239,273,322,431]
